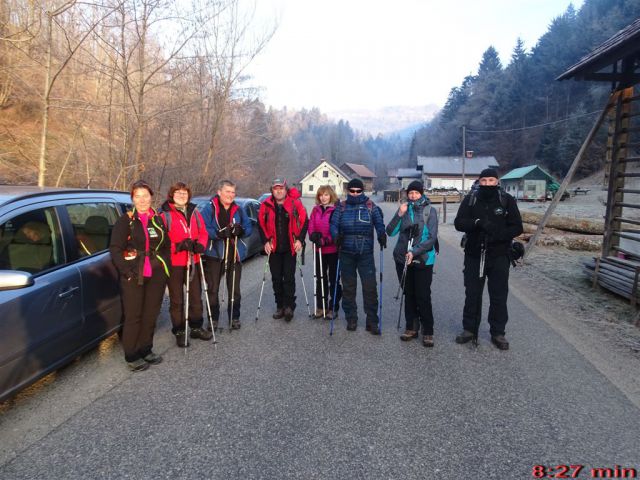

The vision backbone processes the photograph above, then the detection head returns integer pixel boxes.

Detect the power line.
[466,109,602,134]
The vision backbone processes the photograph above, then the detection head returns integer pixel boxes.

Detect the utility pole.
[461,125,466,192]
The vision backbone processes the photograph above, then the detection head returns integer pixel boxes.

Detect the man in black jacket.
[453,168,523,350]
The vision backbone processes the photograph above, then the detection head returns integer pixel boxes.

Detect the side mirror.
[0,270,35,291]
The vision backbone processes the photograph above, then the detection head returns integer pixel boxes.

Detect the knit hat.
[347,178,364,190]
[479,168,499,179]
[406,180,424,195]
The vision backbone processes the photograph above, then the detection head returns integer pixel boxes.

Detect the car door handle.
[58,286,80,299]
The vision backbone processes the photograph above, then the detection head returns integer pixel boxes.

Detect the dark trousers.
[120,269,167,362]
[340,251,378,327]
[395,262,434,335]
[204,257,242,320]
[314,251,341,310]
[462,254,510,336]
[167,263,203,333]
[269,251,297,310]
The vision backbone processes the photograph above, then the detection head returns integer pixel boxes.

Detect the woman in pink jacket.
[308,185,342,318]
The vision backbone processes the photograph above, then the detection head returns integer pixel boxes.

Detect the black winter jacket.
[454,189,523,258]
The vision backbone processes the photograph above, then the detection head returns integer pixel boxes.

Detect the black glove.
[335,235,343,248]
[378,233,387,249]
[176,238,193,252]
[193,241,205,254]
[478,219,494,232]
[218,226,232,239]
[231,224,244,237]
[404,224,420,238]
[309,232,322,246]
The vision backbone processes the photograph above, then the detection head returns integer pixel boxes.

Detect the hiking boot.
[143,352,163,365]
[400,329,418,341]
[283,307,294,322]
[365,323,371,332]
[369,324,381,336]
[313,308,325,318]
[175,331,189,348]
[422,335,434,348]
[207,320,219,332]
[191,327,213,340]
[491,335,509,350]
[127,358,150,372]
[455,330,475,344]
[231,319,241,330]
[273,308,285,319]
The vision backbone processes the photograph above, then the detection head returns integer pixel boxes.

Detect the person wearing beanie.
[330,178,387,334]
[386,180,438,347]
[453,168,523,350]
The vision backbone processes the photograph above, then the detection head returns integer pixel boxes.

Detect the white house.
[417,156,499,191]
[298,160,351,197]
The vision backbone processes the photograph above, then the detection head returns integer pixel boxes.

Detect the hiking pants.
[167,263,204,333]
[120,268,167,362]
[395,262,434,335]
[269,251,297,310]
[462,254,510,336]
[340,251,378,327]
[314,251,341,310]
[204,256,242,321]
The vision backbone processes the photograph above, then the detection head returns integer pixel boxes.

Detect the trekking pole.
[221,235,230,304]
[198,256,217,344]
[297,252,312,317]
[312,246,317,318]
[394,238,413,301]
[330,256,341,336]
[229,236,238,330]
[184,253,191,349]
[318,246,326,319]
[474,234,488,346]
[255,253,270,322]
[378,248,384,333]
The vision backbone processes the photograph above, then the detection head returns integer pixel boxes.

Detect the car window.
[64,203,119,257]
[245,202,257,220]
[0,207,64,274]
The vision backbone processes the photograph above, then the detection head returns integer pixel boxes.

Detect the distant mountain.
[327,105,439,137]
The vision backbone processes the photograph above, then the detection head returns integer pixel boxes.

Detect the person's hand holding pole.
[264,239,273,255]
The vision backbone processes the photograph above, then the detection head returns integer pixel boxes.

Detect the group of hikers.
[109,167,523,372]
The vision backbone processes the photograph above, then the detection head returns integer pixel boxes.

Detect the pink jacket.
[308,204,337,254]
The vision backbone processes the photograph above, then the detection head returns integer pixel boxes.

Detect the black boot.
[491,335,509,350]
[190,327,213,340]
[455,330,474,344]
[175,331,189,348]
[272,308,284,319]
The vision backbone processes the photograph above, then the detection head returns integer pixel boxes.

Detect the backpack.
[466,186,509,209]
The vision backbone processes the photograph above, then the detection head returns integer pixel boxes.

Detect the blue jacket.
[330,194,385,254]
[386,195,438,267]
[201,196,253,262]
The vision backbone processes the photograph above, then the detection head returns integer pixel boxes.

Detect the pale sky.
[245,0,584,112]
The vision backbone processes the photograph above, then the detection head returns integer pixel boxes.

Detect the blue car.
[0,187,131,402]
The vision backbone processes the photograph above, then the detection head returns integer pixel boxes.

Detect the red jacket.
[258,188,308,256]
[160,201,208,266]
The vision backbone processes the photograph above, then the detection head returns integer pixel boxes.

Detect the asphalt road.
[1,200,638,479]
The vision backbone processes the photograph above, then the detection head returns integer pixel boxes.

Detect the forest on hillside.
[411,0,640,179]
[0,0,404,195]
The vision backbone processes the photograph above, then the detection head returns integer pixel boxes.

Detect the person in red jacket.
[160,182,213,347]
[258,178,308,322]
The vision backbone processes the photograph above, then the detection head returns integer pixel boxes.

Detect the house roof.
[416,156,498,176]
[500,165,557,182]
[299,160,351,184]
[341,163,376,178]
[396,168,422,178]
[557,18,640,85]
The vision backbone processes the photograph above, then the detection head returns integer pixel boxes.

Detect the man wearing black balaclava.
[453,168,523,350]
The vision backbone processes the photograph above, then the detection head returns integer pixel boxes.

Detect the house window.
[322,170,328,178]
[309,184,314,192]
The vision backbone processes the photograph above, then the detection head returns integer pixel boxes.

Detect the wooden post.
[523,95,616,260]
[442,195,447,224]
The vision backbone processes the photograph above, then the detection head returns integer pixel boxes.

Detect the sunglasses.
[349,188,362,193]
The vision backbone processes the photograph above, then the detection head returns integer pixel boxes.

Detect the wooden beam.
[523,94,616,260]
[582,73,640,83]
